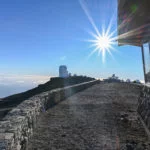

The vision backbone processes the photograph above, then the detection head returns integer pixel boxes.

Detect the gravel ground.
[28,83,150,150]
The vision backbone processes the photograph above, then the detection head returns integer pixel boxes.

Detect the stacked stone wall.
[138,85,150,132]
[0,80,99,150]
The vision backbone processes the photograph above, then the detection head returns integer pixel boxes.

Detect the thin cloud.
[60,56,67,61]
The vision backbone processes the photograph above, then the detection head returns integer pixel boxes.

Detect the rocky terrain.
[28,83,150,150]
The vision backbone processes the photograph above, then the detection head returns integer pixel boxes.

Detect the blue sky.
[0,0,144,97]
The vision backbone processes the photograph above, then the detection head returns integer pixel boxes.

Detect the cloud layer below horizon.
[0,74,50,98]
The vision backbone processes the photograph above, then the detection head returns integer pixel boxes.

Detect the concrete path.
[28,83,150,150]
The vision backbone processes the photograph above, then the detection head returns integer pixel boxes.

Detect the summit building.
[59,65,69,78]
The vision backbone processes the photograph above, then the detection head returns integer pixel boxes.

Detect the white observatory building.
[59,65,69,78]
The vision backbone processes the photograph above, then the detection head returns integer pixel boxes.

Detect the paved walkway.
[28,83,150,150]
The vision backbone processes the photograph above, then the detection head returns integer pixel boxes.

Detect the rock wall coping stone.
[0,80,99,150]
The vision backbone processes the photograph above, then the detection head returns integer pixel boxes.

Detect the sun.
[86,29,116,63]
[97,35,111,50]
[79,0,117,63]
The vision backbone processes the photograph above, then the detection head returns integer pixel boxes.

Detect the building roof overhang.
[117,0,150,46]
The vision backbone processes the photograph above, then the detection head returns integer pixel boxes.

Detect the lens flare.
[87,28,117,63]
[79,0,117,63]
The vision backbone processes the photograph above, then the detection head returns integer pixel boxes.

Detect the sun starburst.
[87,29,117,63]
[79,0,117,63]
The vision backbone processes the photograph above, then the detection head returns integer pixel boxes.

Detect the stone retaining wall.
[0,80,99,150]
[138,85,150,135]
